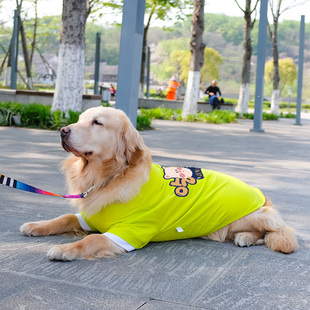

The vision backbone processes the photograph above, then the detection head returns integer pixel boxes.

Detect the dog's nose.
[60,126,71,137]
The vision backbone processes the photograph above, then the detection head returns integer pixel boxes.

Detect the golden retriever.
[20,107,298,261]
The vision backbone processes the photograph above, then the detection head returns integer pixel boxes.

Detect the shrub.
[279,112,296,119]
[141,106,237,124]
[237,112,279,120]
[0,102,80,130]
[136,115,152,131]
[141,106,182,120]
[0,102,153,131]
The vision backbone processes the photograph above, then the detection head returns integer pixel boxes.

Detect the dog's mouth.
[62,140,93,159]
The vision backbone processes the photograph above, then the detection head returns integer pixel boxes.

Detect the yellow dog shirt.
[76,164,265,251]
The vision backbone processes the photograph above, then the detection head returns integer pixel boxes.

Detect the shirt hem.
[104,232,136,252]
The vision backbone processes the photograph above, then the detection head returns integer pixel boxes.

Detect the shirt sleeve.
[107,222,156,250]
[75,213,98,232]
[205,86,211,94]
[103,232,136,252]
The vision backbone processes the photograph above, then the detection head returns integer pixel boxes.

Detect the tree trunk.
[52,0,88,113]
[267,0,282,116]
[182,0,205,117]
[139,9,153,99]
[270,17,280,115]
[4,43,12,87]
[20,19,33,89]
[0,42,10,79]
[139,26,148,98]
[236,0,253,114]
[30,0,38,69]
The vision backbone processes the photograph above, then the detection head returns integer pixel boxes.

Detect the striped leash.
[0,174,93,198]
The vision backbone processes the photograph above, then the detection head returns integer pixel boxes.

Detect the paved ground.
[0,115,309,310]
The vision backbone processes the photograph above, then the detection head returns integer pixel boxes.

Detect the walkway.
[0,116,309,309]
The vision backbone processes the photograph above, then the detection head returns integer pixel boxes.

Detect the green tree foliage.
[140,0,193,93]
[200,47,222,83]
[265,57,297,95]
[84,22,121,65]
[0,25,11,56]
[151,38,190,82]
[22,15,121,65]
[166,47,222,84]
[23,15,62,55]
[204,13,244,45]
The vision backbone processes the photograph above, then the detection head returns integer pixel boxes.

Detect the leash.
[0,174,93,199]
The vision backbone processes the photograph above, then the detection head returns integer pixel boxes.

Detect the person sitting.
[205,80,223,110]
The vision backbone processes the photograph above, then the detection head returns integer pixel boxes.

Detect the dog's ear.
[121,115,145,167]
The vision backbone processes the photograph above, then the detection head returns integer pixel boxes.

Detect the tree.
[235,0,259,115]
[52,0,89,113]
[140,0,192,97]
[267,0,302,115]
[52,0,120,113]
[15,0,37,89]
[182,0,205,117]
[265,57,297,95]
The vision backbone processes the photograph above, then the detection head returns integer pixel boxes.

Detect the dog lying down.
[20,107,298,261]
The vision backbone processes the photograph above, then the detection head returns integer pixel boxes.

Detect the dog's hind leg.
[206,199,299,254]
[239,204,299,254]
[234,231,265,247]
[205,227,264,247]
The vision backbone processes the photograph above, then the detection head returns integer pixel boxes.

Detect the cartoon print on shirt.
[161,167,204,197]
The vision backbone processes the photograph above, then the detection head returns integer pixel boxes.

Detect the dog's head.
[60,107,145,168]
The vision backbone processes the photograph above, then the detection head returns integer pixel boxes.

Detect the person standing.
[205,80,222,110]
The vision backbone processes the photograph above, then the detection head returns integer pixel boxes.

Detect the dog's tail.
[264,226,299,254]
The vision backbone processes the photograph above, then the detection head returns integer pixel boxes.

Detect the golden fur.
[20,107,298,261]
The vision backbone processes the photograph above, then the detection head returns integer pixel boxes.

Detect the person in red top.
[166,76,180,100]
[109,84,116,97]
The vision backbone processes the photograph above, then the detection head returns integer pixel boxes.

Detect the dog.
[20,107,299,261]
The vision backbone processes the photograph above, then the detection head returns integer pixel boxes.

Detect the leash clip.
[80,185,94,198]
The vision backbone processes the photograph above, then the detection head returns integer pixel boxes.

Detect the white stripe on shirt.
[75,213,135,252]
[104,232,136,252]
[75,213,92,231]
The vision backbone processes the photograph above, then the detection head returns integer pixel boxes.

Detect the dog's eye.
[92,120,103,126]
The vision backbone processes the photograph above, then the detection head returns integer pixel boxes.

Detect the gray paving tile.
[0,271,148,310]
[1,117,310,310]
[193,251,310,310]
[139,299,208,310]
[0,235,244,304]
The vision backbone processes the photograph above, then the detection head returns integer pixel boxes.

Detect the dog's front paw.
[20,221,48,237]
[47,244,79,261]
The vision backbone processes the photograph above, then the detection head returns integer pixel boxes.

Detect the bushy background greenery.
[0,101,299,132]
[0,102,80,130]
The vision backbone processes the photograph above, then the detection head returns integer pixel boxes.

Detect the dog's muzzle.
[60,126,72,152]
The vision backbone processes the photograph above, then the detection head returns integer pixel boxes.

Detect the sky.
[0,0,309,28]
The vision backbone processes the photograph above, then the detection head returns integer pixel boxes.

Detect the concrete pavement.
[0,116,309,310]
